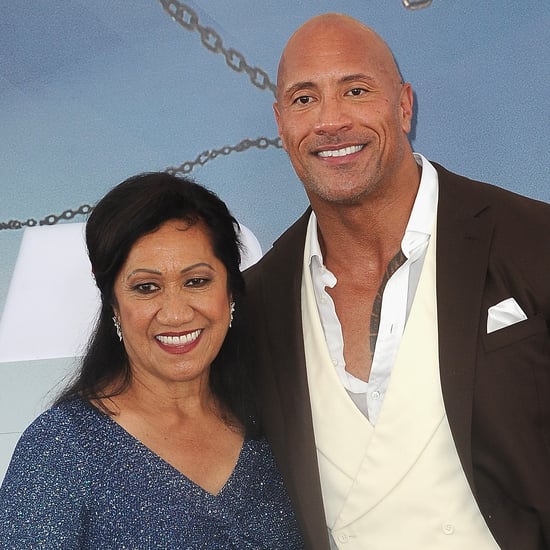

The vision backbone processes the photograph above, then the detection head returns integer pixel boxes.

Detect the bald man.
[243,13,550,550]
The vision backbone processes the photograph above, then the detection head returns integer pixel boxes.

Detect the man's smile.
[316,145,365,158]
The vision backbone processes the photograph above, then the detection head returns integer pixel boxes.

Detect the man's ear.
[399,83,414,134]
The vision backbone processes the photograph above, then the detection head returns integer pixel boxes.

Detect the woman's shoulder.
[244,434,270,452]
[1,399,106,499]
[22,397,97,433]
[241,436,282,477]
[14,397,107,459]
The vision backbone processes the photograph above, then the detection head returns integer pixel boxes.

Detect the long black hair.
[56,172,256,433]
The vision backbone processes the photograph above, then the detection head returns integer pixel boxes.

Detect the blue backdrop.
[1,0,548,479]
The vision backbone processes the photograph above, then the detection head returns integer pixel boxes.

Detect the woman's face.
[113,219,232,392]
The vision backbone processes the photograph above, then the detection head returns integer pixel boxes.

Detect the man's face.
[274,19,413,207]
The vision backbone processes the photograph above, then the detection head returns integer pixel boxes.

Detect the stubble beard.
[301,159,384,206]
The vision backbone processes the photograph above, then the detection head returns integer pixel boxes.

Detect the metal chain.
[157,0,433,94]
[165,136,281,175]
[1,3,283,231]
[0,137,282,230]
[3,1,432,231]
[0,205,93,231]
[158,0,276,95]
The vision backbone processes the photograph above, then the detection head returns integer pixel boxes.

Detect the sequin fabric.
[0,398,304,549]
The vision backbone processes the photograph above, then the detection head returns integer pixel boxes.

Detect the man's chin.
[305,180,380,206]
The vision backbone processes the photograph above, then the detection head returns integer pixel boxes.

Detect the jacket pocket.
[482,313,547,352]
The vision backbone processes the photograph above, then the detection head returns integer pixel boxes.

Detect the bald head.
[277,13,403,101]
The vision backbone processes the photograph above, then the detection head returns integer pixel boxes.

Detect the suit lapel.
[435,164,495,491]
[249,211,330,550]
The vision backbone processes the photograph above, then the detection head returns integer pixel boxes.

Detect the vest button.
[442,523,455,535]
[338,533,349,543]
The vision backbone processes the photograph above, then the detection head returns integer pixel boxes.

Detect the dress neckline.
[81,397,248,498]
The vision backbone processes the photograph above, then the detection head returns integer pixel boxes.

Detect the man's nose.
[313,97,352,135]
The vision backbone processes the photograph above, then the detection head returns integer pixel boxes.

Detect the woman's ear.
[112,308,122,342]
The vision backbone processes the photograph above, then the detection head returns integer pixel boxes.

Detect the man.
[243,12,550,550]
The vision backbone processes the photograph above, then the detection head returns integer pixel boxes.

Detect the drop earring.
[229,302,235,328]
[112,315,123,342]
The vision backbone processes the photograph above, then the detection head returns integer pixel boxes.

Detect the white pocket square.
[487,297,527,334]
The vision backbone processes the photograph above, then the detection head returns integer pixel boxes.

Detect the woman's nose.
[156,292,194,326]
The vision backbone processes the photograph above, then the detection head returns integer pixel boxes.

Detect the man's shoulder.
[244,209,310,284]
[434,161,550,228]
[434,161,549,210]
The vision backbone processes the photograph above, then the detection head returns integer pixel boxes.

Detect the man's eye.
[347,88,366,97]
[294,95,312,105]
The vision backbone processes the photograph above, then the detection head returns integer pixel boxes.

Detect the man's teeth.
[156,330,201,345]
[318,145,363,158]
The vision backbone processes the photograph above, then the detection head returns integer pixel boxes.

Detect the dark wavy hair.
[56,172,256,433]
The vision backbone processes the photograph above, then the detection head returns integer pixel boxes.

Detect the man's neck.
[317,201,416,276]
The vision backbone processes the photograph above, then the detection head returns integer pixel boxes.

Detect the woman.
[0,173,303,548]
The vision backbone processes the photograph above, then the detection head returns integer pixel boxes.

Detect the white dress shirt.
[308,153,439,424]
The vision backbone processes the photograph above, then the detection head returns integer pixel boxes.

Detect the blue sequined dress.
[0,398,304,549]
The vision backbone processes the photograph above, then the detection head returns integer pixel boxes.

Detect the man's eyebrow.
[340,73,377,85]
[282,80,316,98]
[282,73,377,97]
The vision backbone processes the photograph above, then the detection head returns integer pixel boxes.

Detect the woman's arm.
[0,410,88,548]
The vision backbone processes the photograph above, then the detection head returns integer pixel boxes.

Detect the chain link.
[402,0,433,9]
[0,137,282,230]
[158,0,277,95]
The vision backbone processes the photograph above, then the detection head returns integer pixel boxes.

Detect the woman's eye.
[185,277,209,287]
[134,283,158,294]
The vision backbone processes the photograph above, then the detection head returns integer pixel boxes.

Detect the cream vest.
[301,222,499,549]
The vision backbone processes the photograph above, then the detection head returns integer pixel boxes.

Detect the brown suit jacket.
[243,163,550,550]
